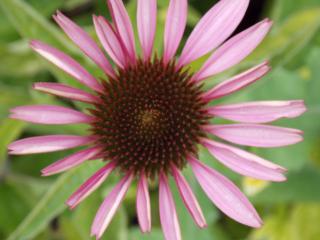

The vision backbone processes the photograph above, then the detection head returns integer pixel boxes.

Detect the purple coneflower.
[8,0,306,239]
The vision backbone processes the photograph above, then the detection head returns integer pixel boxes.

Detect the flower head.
[8,0,306,239]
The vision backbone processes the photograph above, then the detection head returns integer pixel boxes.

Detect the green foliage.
[7,162,103,240]
[0,0,319,239]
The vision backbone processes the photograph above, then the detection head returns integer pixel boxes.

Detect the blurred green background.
[0,0,320,239]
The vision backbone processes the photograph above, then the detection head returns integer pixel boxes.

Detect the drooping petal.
[204,124,303,148]
[30,40,102,92]
[178,0,249,67]
[188,156,262,228]
[163,0,188,64]
[159,172,181,240]
[171,166,207,228]
[137,0,157,60]
[41,146,104,176]
[194,19,273,82]
[93,16,127,68]
[201,139,287,181]
[33,82,99,103]
[67,161,116,209]
[207,100,306,123]
[136,172,151,233]
[54,11,115,78]
[10,105,95,125]
[107,0,136,62]
[91,174,133,239]
[8,135,95,155]
[202,61,270,101]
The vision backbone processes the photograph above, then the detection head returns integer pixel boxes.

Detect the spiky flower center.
[91,59,207,178]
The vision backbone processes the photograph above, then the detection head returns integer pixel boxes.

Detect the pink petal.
[159,172,181,240]
[207,100,306,123]
[54,11,115,78]
[41,146,104,176]
[10,105,95,125]
[30,40,102,93]
[194,19,273,82]
[93,16,128,68]
[171,166,207,228]
[91,174,133,239]
[163,0,188,64]
[66,161,116,209]
[178,0,249,67]
[137,0,157,60]
[204,124,303,148]
[201,139,287,181]
[107,0,136,63]
[8,135,95,155]
[33,82,99,103]
[202,61,270,101]
[188,156,262,228]
[136,172,151,233]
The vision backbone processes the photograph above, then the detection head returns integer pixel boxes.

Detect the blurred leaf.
[251,204,320,240]
[0,41,42,77]
[0,182,32,237]
[253,167,320,204]
[129,228,163,240]
[0,119,26,170]
[269,0,320,23]
[0,84,32,117]
[0,0,72,50]
[248,8,320,67]
[305,47,320,106]
[7,161,104,240]
[0,0,96,106]
[27,0,65,16]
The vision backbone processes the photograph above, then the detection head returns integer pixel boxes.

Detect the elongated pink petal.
[194,19,273,82]
[91,174,133,239]
[107,0,136,62]
[8,135,95,155]
[136,173,151,233]
[159,172,181,240]
[67,162,116,209]
[41,146,103,176]
[30,40,102,92]
[178,0,249,67]
[172,166,207,228]
[163,0,188,64]
[10,105,95,125]
[93,16,127,68]
[201,139,287,181]
[202,62,270,101]
[188,156,262,228]
[204,124,303,148]
[33,82,99,103]
[137,0,157,60]
[54,11,115,78]
[207,100,306,123]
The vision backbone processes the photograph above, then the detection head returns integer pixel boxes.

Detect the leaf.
[0,119,26,170]
[0,182,34,237]
[0,0,97,100]
[250,204,320,240]
[7,161,104,240]
[252,167,320,204]
[0,41,43,77]
[129,228,163,240]
[0,0,71,50]
[248,8,320,67]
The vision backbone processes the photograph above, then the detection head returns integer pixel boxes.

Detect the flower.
[8,0,306,239]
